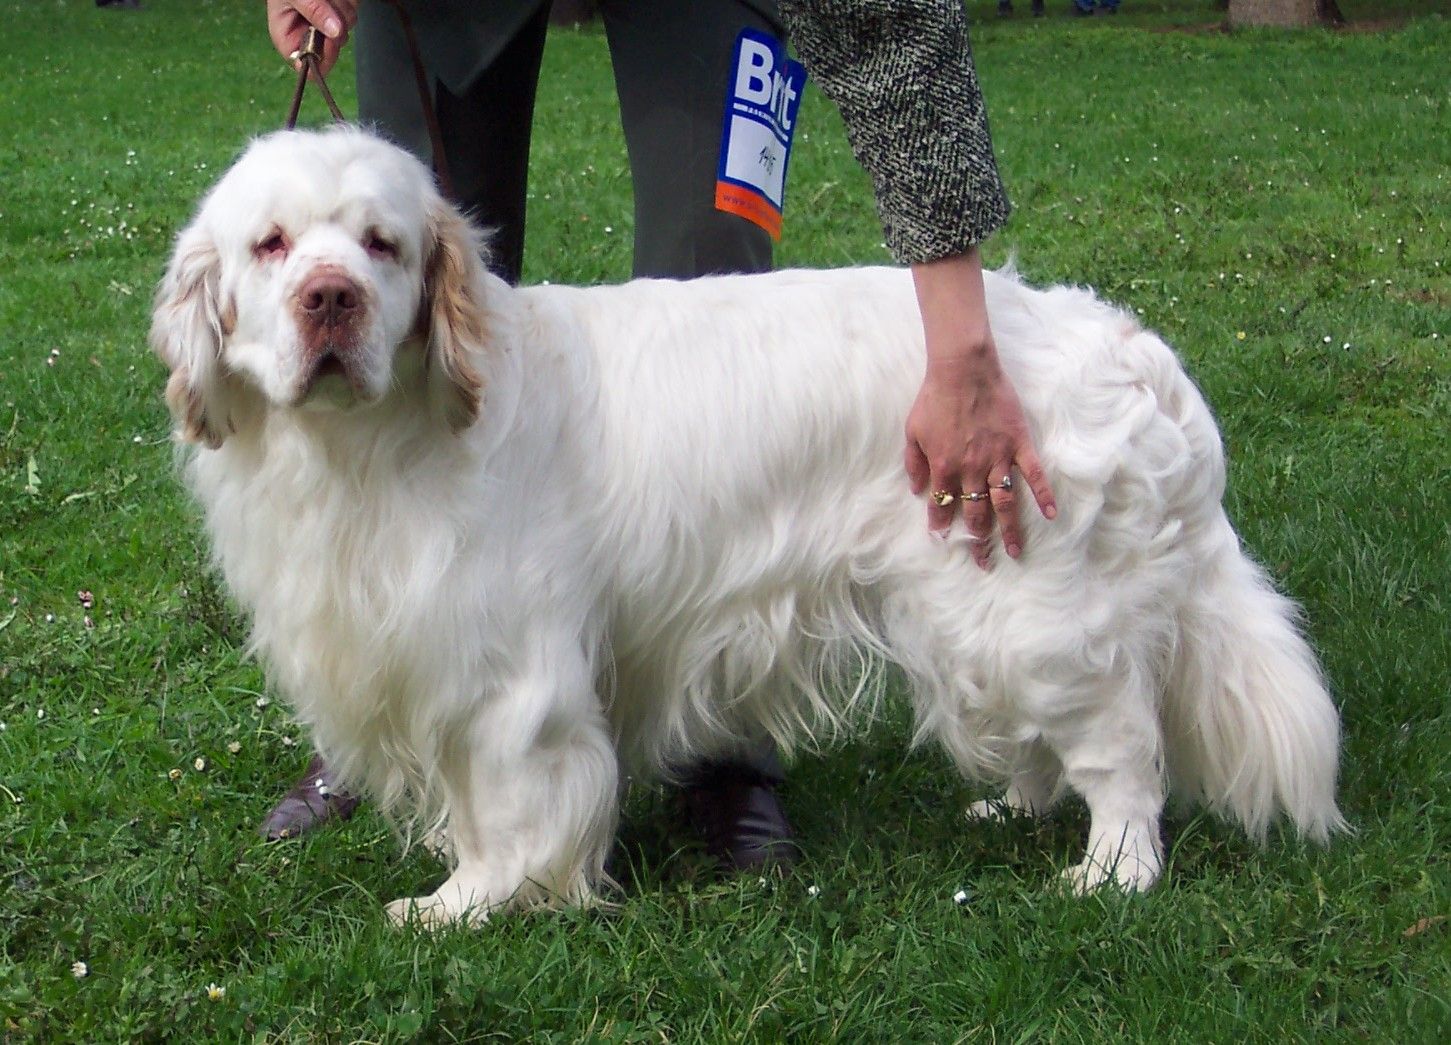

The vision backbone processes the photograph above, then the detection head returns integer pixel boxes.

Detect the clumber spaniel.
[152,127,1343,925]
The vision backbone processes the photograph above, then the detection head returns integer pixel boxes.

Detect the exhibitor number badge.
[715,28,807,241]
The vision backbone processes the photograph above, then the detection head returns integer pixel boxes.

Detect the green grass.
[3,0,1449,1040]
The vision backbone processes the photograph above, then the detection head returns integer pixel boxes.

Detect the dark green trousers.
[356,0,783,284]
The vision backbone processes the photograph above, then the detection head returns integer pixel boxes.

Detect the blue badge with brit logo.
[715,28,806,241]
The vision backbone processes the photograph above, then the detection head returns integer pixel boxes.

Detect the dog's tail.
[1163,516,1347,842]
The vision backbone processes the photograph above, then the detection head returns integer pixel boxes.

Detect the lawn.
[2,0,1448,1040]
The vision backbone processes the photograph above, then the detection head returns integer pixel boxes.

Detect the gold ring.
[993,475,1014,492]
[930,490,957,507]
[964,491,991,503]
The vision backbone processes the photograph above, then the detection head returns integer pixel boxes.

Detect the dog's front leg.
[386,659,618,928]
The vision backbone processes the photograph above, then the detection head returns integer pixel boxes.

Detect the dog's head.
[151,127,487,447]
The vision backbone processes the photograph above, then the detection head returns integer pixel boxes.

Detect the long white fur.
[152,127,1344,924]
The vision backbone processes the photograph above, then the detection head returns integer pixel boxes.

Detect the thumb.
[289,0,346,38]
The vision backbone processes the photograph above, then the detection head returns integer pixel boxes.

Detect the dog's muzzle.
[294,269,368,393]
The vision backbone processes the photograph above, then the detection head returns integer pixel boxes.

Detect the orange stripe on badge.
[715,182,782,241]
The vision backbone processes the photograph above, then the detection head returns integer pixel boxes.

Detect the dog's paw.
[965,798,1013,822]
[1059,851,1160,895]
[965,790,1046,822]
[385,890,490,929]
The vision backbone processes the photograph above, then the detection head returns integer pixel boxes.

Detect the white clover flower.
[193,757,207,772]
[227,741,241,754]
[168,768,182,781]
[952,889,970,905]
[71,961,88,979]
[806,885,820,898]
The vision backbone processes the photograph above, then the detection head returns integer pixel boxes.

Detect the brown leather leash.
[282,2,456,201]
[284,26,346,127]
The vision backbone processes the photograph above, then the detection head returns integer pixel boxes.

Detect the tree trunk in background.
[1228,0,1345,27]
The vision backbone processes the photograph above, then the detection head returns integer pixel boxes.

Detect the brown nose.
[298,273,361,325]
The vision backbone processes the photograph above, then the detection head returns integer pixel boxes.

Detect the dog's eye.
[365,232,399,260]
[254,231,289,260]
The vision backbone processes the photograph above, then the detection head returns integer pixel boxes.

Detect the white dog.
[152,127,1344,925]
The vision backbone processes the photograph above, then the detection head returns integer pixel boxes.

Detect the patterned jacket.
[780,0,1010,264]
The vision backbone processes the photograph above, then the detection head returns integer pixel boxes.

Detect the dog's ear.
[150,224,237,449]
[422,199,488,432]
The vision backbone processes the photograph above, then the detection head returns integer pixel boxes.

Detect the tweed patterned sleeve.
[778,0,1010,264]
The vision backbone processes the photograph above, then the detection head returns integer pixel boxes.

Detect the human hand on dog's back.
[265,0,358,76]
[776,0,1057,568]
[906,248,1057,570]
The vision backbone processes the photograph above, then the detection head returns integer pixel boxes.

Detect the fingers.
[1016,445,1058,522]
[913,452,1043,570]
[989,445,1057,562]
[284,0,351,39]
[918,453,993,569]
[328,1,361,32]
[924,466,957,536]
[316,34,347,77]
[957,485,993,569]
[987,464,1021,559]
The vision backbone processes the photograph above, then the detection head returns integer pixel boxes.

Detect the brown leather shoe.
[259,753,362,841]
[682,763,799,872]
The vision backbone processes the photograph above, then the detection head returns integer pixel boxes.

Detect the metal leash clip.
[285,26,346,129]
[289,25,325,66]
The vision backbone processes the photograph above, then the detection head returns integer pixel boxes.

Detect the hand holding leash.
[266,0,358,77]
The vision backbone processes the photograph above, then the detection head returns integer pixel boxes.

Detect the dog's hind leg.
[912,613,1164,889]
[915,653,1164,891]
[1035,665,1167,894]
[882,558,1167,892]
[386,657,618,927]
